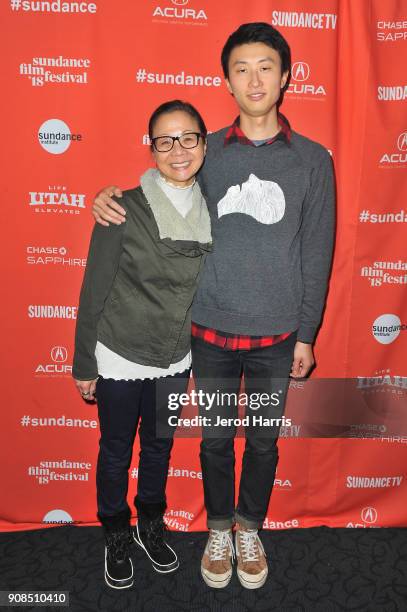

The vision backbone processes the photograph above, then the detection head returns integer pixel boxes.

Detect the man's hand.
[290,342,315,378]
[93,186,126,226]
[74,378,98,401]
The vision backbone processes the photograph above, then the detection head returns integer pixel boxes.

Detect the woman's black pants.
[95,371,189,520]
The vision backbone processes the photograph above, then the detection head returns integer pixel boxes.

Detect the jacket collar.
[140,168,212,247]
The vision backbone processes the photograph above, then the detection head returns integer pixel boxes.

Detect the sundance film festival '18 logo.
[287,62,326,99]
[38,119,82,155]
[152,0,208,24]
[29,186,86,216]
[379,132,407,166]
[35,346,72,377]
[28,459,91,485]
[20,56,91,87]
[360,260,407,287]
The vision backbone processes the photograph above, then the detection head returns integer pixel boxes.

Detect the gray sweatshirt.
[192,126,335,343]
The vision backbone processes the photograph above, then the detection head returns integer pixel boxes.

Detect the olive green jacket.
[73,170,212,380]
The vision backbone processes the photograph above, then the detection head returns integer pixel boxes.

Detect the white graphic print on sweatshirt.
[217,174,285,225]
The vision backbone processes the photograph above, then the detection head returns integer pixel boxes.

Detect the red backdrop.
[1,0,406,532]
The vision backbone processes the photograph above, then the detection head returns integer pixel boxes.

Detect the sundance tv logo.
[377,84,407,101]
[28,304,77,319]
[287,61,326,98]
[152,0,208,24]
[35,346,72,377]
[272,10,337,30]
[38,119,82,155]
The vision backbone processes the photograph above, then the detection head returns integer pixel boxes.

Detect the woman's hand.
[290,342,315,378]
[74,378,98,401]
[93,186,125,226]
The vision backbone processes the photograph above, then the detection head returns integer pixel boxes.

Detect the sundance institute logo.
[38,118,82,154]
[372,314,405,344]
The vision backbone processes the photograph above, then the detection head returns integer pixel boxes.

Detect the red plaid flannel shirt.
[223,112,291,148]
[191,323,292,350]
[191,113,294,351]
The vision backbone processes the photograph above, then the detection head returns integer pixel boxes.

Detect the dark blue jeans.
[96,371,189,519]
[191,333,296,529]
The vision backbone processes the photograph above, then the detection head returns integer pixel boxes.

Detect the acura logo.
[361,506,378,524]
[397,132,407,152]
[291,62,310,82]
[171,0,189,5]
[51,346,68,363]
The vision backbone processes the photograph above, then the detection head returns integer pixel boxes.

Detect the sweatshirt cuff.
[297,325,317,344]
[72,367,98,381]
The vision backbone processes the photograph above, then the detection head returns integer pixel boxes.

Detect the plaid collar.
[224,112,291,147]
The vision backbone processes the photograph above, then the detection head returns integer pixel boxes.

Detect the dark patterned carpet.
[0,526,406,612]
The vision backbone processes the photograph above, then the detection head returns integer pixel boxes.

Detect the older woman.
[73,100,211,589]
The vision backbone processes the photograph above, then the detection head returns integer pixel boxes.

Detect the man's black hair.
[148,100,207,144]
[221,22,291,90]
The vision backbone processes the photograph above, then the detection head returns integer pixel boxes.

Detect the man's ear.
[281,70,289,90]
[225,79,234,96]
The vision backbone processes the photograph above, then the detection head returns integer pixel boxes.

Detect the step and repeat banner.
[1,0,406,531]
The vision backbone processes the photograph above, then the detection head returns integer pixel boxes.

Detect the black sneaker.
[133,516,179,573]
[104,529,134,589]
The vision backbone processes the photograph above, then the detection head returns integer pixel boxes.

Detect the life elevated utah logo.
[35,346,72,377]
[379,132,407,167]
[286,61,327,99]
[29,185,86,216]
[152,0,208,24]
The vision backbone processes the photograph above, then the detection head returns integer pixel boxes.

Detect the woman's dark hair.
[148,100,207,145]
[221,22,291,88]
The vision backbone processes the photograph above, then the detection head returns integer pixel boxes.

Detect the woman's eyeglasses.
[151,132,204,152]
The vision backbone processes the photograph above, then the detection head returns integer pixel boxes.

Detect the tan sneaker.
[201,529,234,588]
[235,525,268,589]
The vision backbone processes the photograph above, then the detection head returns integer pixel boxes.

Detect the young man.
[92,23,335,590]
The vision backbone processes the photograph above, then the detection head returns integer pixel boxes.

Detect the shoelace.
[106,530,129,563]
[208,530,235,561]
[237,529,265,563]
